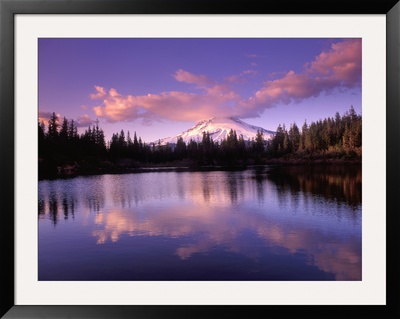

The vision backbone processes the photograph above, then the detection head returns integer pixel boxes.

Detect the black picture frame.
[1,0,399,318]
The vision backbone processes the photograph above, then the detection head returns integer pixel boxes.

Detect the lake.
[38,165,361,281]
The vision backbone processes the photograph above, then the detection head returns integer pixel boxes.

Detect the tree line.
[268,105,362,158]
[38,107,361,178]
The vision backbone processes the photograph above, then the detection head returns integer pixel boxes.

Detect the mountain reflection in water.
[38,165,361,281]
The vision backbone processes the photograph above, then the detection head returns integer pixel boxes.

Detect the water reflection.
[266,165,361,208]
[39,166,361,280]
[86,204,360,280]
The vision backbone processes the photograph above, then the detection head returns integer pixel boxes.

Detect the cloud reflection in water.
[39,167,361,280]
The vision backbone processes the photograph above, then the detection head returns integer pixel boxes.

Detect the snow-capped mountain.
[155,117,275,145]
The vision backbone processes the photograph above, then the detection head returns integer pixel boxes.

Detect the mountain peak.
[155,117,275,145]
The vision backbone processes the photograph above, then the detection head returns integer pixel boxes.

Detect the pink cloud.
[225,69,258,84]
[90,85,107,99]
[76,114,94,128]
[90,39,361,123]
[308,39,361,85]
[92,86,243,123]
[39,111,94,132]
[247,39,361,111]
[38,111,54,124]
[38,111,62,125]
[174,69,213,87]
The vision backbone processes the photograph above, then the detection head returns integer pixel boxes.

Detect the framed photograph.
[1,0,399,318]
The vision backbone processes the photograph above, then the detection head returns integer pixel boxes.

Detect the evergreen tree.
[271,124,284,154]
[283,131,290,153]
[175,136,187,160]
[302,121,313,151]
[47,112,59,141]
[38,120,46,157]
[38,120,45,141]
[68,119,78,140]
[289,122,300,152]
[254,130,264,154]
[237,134,246,160]
[60,117,69,142]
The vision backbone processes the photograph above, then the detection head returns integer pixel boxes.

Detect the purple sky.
[38,38,361,143]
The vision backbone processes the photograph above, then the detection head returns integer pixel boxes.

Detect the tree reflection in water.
[38,166,361,281]
[266,165,361,209]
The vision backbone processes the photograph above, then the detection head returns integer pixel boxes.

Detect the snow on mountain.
[154,117,275,145]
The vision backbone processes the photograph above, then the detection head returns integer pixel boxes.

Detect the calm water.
[38,165,361,281]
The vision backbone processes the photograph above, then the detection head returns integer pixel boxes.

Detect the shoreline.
[39,158,361,181]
